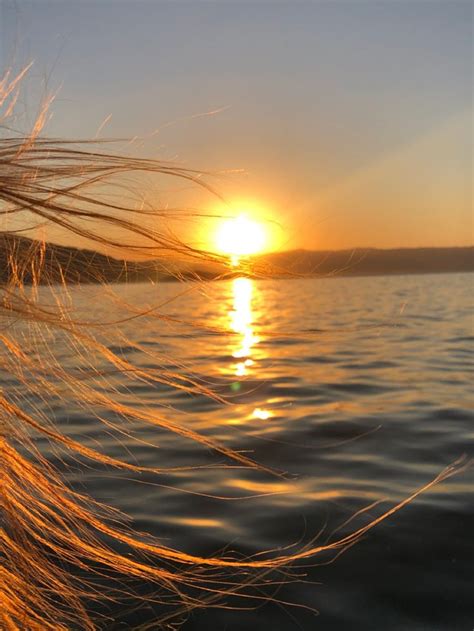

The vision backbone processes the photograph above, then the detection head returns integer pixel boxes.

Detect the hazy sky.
[1,1,472,251]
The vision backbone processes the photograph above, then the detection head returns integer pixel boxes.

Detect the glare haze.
[1,1,472,251]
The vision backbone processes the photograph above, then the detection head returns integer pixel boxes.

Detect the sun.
[215,215,267,262]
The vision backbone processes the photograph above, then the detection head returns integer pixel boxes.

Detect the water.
[14,273,474,629]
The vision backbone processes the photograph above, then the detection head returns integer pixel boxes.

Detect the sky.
[1,0,472,252]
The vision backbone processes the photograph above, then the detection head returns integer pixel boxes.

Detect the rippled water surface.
[22,273,474,629]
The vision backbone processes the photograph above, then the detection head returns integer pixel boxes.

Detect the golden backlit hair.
[0,67,466,630]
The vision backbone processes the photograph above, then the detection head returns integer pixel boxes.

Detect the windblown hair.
[0,68,465,630]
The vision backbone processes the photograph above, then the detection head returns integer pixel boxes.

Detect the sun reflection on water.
[230,277,259,373]
[227,277,273,421]
[252,407,273,420]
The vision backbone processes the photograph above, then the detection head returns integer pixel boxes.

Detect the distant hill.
[0,233,164,284]
[258,247,474,278]
[0,233,472,284]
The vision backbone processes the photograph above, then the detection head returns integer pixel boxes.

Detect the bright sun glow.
[215,215,267,260]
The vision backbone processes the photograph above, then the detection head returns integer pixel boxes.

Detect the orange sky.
[2,2,472,253]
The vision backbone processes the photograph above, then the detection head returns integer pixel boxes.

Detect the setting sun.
[215,215,267,260]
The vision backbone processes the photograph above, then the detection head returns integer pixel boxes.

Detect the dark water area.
[13,273,474,629]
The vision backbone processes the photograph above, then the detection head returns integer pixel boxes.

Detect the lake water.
[14,273,474,629]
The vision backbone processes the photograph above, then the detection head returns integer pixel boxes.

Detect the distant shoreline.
[258,246,474,280]
[1,234,472,285]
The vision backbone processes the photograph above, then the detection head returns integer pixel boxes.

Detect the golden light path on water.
[228,276,273,421]
[230,278,257,371]
[212,211,274,422]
